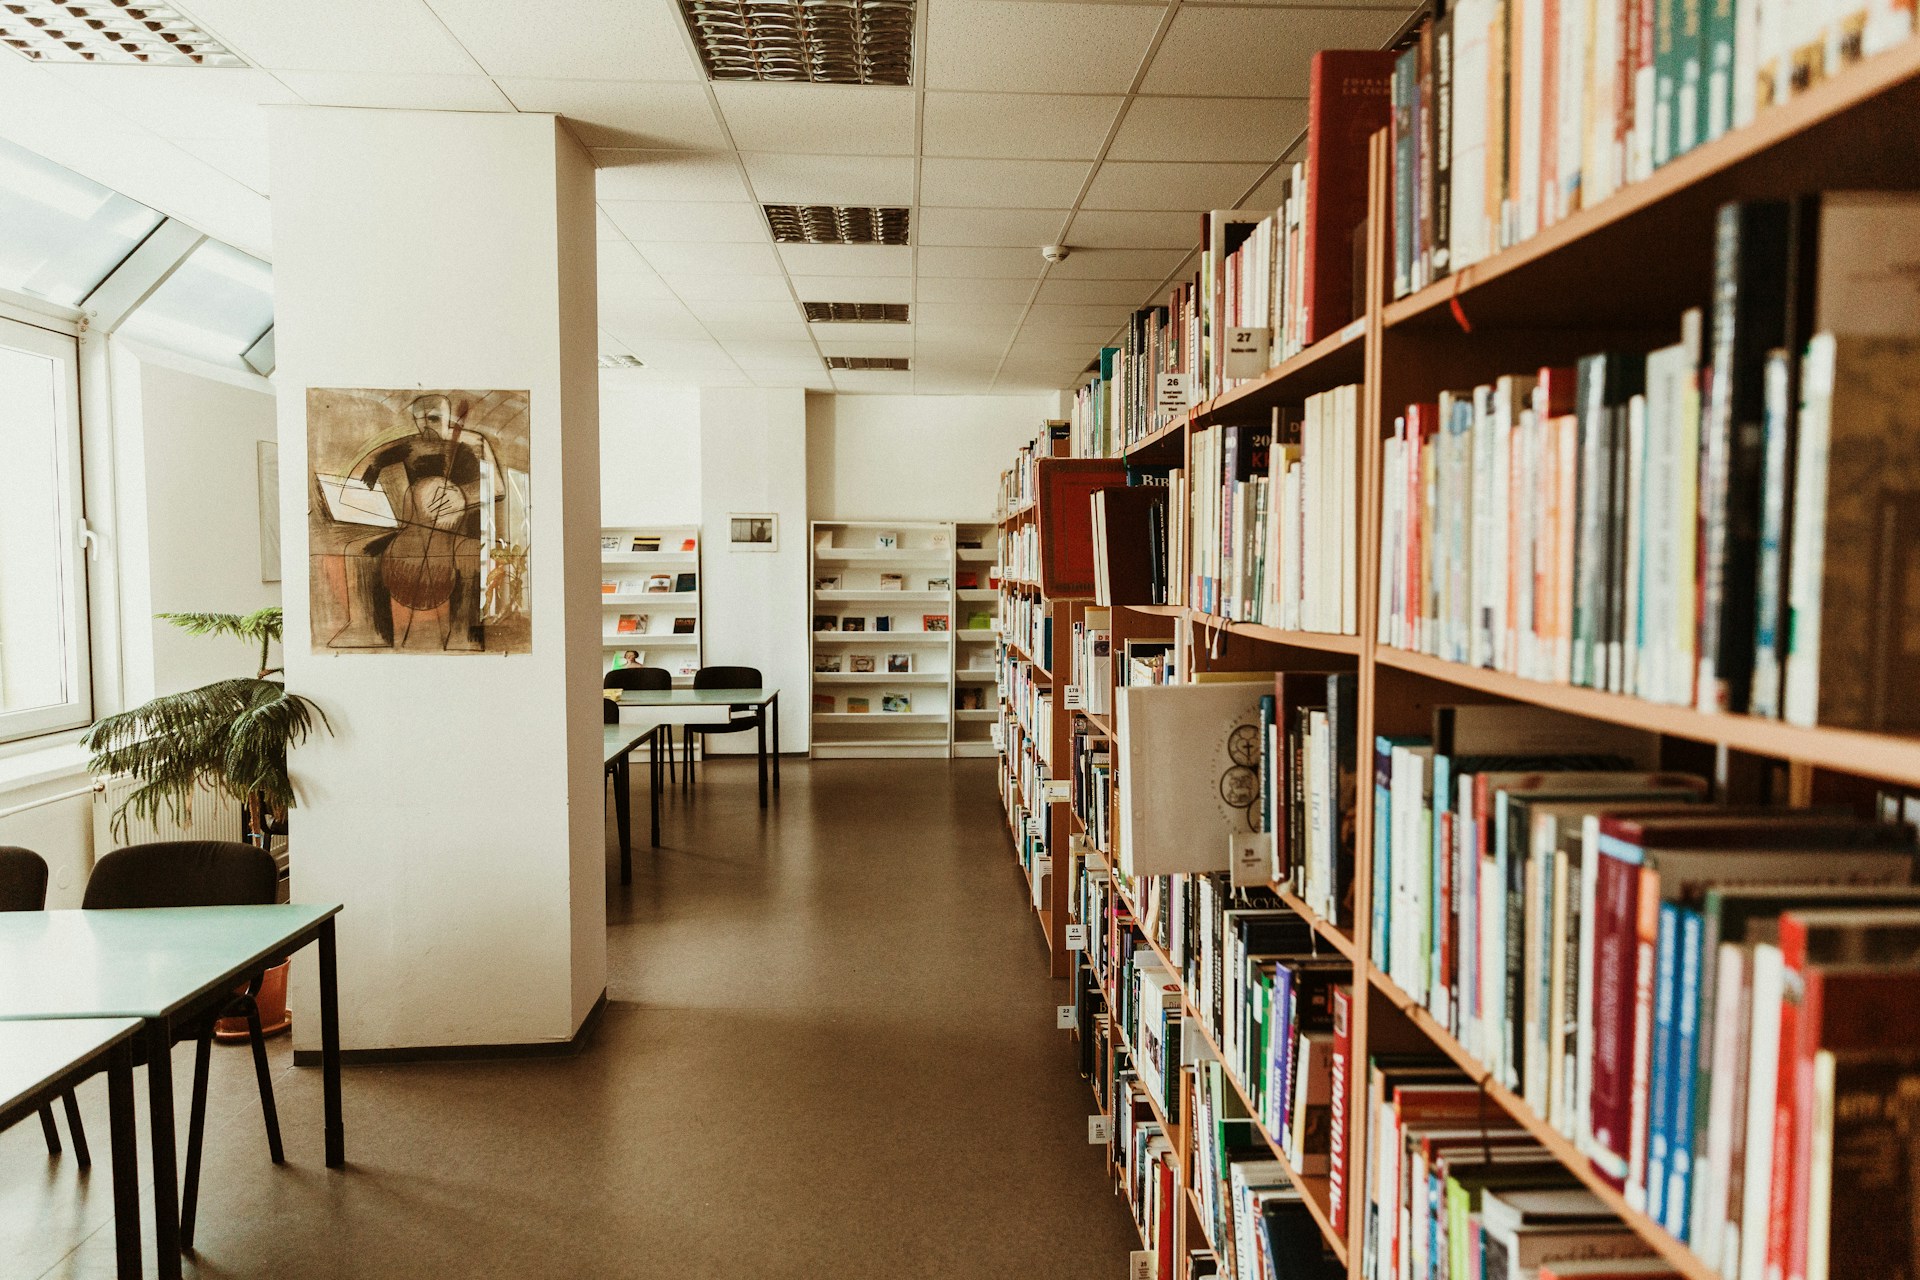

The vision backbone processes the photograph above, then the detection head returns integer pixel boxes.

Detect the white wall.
[111,345,281,700]
[599,381,700,525]
[270,106,603,1052]
[805,392,1055,522]
[698,387,809,753]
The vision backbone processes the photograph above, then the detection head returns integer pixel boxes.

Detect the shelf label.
[1155,372,1191,413]
[1057,1004,1078,1030]
[1339,316,1368,344]
[1129,1251,1156,1280]
[1224,326,1272,379]
[1043,778,1071,804]
[1064,923,1088,951]
[1089,1115,1112,1145]
[1063,684,1085,710]
[1230,832,1273,888]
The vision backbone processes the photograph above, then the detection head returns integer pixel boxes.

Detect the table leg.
[756,711,768,809]
[106,1040,141,1280]
[319,919,344,1168]
[145,1015,182,1280]
[771,694,781,793]
[614,754,632,884]
[649,729,661,847]
[178,1026,213,1250]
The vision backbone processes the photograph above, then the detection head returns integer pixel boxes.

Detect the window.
[0,315,90,741]
[116,239,273,367]
[0,135,161,307]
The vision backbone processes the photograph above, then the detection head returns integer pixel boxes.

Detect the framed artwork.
[887,653,912,673]
[729,513,777,551]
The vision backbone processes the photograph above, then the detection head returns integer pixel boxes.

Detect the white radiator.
[93,776,245,850]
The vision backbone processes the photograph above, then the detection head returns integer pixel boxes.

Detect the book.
[630,535,660,552]
[671,617,694,635]
[878,573,904,591]
[811,693,833,713]
[813,614,837,632]
[615,614,641,633]
[880,693,910,713]
[1305,50,1398,343]
[842,617,866,632]
[674,571,696,592]
[644,574,672,593]
[922,614,949,632]
[846,696,869,713]
[814,654,841,673]
[850,654,875,673]
[1115,682,1269,877]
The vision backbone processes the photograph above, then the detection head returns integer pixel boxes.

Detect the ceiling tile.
[926,0,1165,93]
[1014,323,1126,347]
[809,320,914,342]
[912,324,1017,350]
[789,276,914,304]
[921,92,1124,160]
[1109,97,1309,162]
[601,201,770,243]
[1081,160,1268,211]
[713,83,916,156]
[597,208,625,239]
[168,137,270,195]
[818,337,913,358]
[1035,277,1166,306]
[725,339,827,365]
[497,80,726,150]
[601,297,710,339]
[681,298,805,326]
[1047,247,1191,279]
[1025,302,1137,329]
[917,207,1072,248]
[599,267,680,301]
[914,276,1038,304]
[36,66,298,142]
[739,152,916,206]
[659,272,794,301]
[623,337,741,366]
[593,151,751,202]
[913,301,1030,328]
[638,241,784,276]
[776,244,913,277]
[917,247,1048,280]
[1141,7,1409,97]
[423,0,702,81]
[274,71,514,112]
[920,158,1091,209]
[831,370,917,393]
[1064,209,1203,250]
[704,319,814,340]
[913,374,1001,394]
[173,0,483,74]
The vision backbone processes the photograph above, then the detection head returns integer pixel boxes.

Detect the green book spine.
[1702,0,1737,141]
[1676,0,1707,156]
[1653,0,1679,167]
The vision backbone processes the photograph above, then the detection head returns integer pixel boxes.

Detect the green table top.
[0,1017,142,1114]
[603,723,657,763]
[616,687,774,706]
[0,904,340,1021]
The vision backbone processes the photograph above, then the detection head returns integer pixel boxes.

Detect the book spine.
[1667,905,1703,1239]
[1435,12,1456,277]
[1589,842,1641,1184]
[1645,900,1680,1220]
[1331,985,1352,1234]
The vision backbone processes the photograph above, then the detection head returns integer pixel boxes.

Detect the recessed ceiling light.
[598,354,645,369]
[0,1,244,65]
[678,0,915,85]
[825,356,909,372]
[764,204,908,246]
[803,302,908,324]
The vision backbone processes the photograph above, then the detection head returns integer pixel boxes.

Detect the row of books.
[1070,714,1113,855]
[1066,608,1114,718]
[1256,672,1360,927]
[998,588,1051,670]
[1362,1055,1683,1280]
[1116,1074,1180,1276]
[997,420,1072,515]
[1377,192,1920,729]
[1385,0,1916,297]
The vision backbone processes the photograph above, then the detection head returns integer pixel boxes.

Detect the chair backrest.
[82,841,278,910]
[604,666,672,692]
[693,665,761,691]
[0,846,49,912]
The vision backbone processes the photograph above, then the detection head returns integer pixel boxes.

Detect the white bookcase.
[600,524,702,685]
[809,519,1002,759]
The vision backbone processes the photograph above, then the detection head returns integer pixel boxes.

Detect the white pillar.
[269,107,605,1052]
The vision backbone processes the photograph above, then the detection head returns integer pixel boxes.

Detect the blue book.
[1270,963,1296,1130]
[1664,907,1704,1239]
[1645,903,1679,1221]
[1431,752,1452,1012]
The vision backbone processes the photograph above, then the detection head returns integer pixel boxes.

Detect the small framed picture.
[814,614,838,633]
[644,574,672,593]
[600,534,621,552]
[815,574,842,592]
[841,617,866,632]
[847,696,870,713]
[881,693,911,713]
[927,576,951,591]
[887,653,912,673]
[729,513,777,552]
[617,648,644,667]
[878,573,905,591]
[922,614,950,632]
[875,530,900,550]
[814,653,843,673]
[671,616,695,634]
[850,654,876,673]
[873,616,892,632]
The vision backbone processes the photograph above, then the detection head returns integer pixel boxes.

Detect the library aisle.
[0,758,1132,1279]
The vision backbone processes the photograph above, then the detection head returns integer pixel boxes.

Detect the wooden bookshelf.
[992,42,1920,1280]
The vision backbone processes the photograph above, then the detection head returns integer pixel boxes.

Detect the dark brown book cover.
[1305,49,1397,343]
[1034,457,1127,597]
[1092,486,1168,607]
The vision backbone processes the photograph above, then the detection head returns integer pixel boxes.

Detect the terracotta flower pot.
[213,959,292,1043]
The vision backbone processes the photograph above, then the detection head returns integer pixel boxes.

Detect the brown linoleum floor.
[2,757,1136,1278]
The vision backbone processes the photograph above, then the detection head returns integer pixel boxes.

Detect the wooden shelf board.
[1272,886,1360,964]
[1118,605,1365,656]
[1202,317,1371,421]
[1363,966,1718,1280]
[1375,645,1920,785]
[1122,410,1192,464]
[1082,711,1114,739]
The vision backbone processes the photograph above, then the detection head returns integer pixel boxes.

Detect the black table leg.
[756,711,768,808]
[771,694,781,793]
[613,753,632,884]
[649,728,661,847]
[145,1014,182,1280]
[319,919,344,1168]
[179,1026,213,1249]
[106,1040,141,1280]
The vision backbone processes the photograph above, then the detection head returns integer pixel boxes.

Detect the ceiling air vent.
[803,302,909,324]
[597,354,645,369]
[0,1,243,65]
[825,357,909,372]
[764,205,908,246]
[678,0,915,85]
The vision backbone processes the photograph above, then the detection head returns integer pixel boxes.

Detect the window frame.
[0,308,93,744]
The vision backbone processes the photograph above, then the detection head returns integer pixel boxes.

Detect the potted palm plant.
[83,606,328,1036]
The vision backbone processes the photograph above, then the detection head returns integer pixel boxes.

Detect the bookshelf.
[600,524,701,685]
[808,520,1002,759]
[997,37,1920,1280]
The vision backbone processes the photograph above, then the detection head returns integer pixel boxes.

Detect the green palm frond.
[158,607,284,674]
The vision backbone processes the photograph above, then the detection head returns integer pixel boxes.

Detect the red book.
[1303,50,1397,344]
[1033,458,1127,596]
[1536,365,1580,417]
[1329,985,1352,1234]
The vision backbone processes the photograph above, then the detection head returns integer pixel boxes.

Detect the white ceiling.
[0,0,1414,394]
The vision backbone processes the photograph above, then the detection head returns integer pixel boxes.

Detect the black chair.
[83,841,284,1246]
[604,666,674,782]
[0,846,90,1166]
[683,665,765,785]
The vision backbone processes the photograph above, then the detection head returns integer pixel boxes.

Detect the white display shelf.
[811,712,948,724]
[602,633,699,646]
[814,590,949,603]
[602,592,698,606]
[602,550,697,565]
[813,672,948,684]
